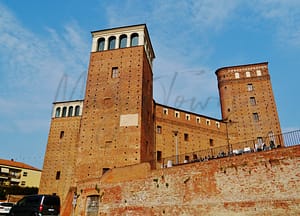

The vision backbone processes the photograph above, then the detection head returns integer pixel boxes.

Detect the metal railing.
[159,129,300,168]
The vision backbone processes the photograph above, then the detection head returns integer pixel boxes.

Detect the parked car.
[8,194,60,216]
[0,202,14,215]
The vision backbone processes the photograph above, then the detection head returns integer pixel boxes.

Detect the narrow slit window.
[55,171,61,180]
[184,133,189,141]
[60,131,64,139]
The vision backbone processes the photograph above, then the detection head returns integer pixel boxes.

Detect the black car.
[9,194,60,216]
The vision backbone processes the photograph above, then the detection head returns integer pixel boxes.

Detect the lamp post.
[173,130,179,164]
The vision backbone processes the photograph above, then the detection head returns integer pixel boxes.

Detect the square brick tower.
[216,62,282,147]
[75,24,156,181]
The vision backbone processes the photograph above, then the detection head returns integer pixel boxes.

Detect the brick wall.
[72,145,300,215]
[39,116,81,202]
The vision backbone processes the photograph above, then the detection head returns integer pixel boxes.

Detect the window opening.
[86,195,100,215]
[247,84,253,91]
[206,119,211,126]
[62,107,67,117]
[55,107,61,118]
[108,36,116,50]
[157,125,162,134]
[175,111,180,118]
[256,70,262,76]
[97,38,105,51]
[235,72,240,79]
[209,138,214,147]
[60,131,64,139]
[196,117,200,123]
[184,133,189,141]
[163,108,168,115]
[130,33,139,46]
[102,168,110,175]
[75,106,80,116]
[246,71,251,77]
[185,114,190,121]
[250,97,256,105]
[68,106,73,117]
[111,67,119,78]
[119,34,127,48]
[253,113,259,121]
[157,151,162,162]
[55,171,61,180]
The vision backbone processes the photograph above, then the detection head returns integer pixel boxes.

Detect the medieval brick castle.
[38,24,295,215]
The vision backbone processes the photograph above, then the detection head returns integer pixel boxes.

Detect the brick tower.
[216,62,282,147]
[75,24,155,181]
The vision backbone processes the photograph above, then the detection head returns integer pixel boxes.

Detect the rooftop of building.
[0,158,41,172]
[215,62,268,75]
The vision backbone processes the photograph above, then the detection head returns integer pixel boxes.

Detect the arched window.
[119,34,127,48]
[130,33,139,46]
[108,36,116,50]
[75,105,80,116]
[55,107,61,118]
[97,38,105,51]
[62,107,67,117]
[68,106,73,117]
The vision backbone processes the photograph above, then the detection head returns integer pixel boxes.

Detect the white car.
[0,202,14,215]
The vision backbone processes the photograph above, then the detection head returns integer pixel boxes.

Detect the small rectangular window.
[157,125,162,134]
[196,117,200,123]
[246,71,251,77]
[55,171,61,180]
[21,181,26,186]
[23,172,28,177]
[253,113,259,121]
[102,168,110,175]
[256,70,262,76]
[250,97,256,105]
[185,114,190,121]
[111,67,119,78]
[235,72,240,79]
[247,84,253,91]
[184,133,189,141]
[175,111,180,118]
[157,151,162,162]
[216,122,220,128]
[206,119,211,126]
[60,131,64,139]
[209,138,214,147]
[163,108,168,115]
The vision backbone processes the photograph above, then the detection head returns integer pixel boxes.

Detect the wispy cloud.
[249,0,300,47]
[0,3,89,133]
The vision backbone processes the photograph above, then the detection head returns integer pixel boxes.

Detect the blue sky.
[0,0,299,169]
